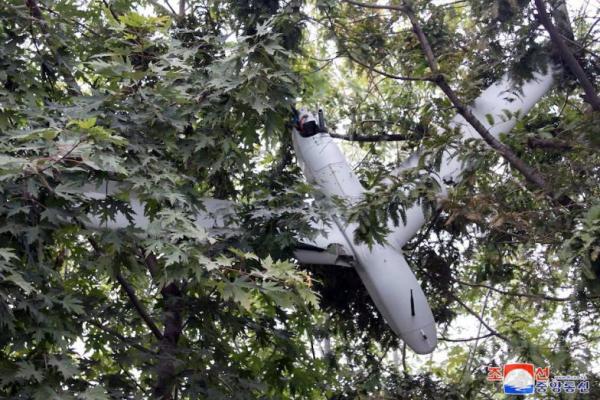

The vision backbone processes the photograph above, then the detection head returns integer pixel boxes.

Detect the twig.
[35,139,83,174]
[344,50,433,82]
[402,342,408,375]
[341,0,408,13]
[462,288,492,380]
[37,4,102,36]
[439,333,496,342]
[449,293,510,342]
[452,277,600,302]
[25,0,82,95]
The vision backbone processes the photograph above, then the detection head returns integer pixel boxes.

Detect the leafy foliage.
[1,0,600,398]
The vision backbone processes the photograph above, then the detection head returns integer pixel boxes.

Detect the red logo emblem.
[535,367,550,381]
[487,366,503,382]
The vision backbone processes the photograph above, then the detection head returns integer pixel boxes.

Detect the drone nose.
[401,322,438,354]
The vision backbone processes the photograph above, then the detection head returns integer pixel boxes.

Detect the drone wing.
[293,220,354,267]
[75,180,354,266]
[384,69,557,248]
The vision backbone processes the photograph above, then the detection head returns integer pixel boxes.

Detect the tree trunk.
[153,282,183,399]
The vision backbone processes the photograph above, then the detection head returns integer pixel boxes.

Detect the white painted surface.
[291,69,555,354]
[292,114,437,354]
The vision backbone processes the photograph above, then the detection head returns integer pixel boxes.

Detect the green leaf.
[0,248,18,263]
[15,361,44,382]
[79,386,110,400]
[69,117,97,130]
[49,356,79,379]
[60,296,85,315]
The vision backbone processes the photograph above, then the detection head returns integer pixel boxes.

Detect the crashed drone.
[81,65,556,354]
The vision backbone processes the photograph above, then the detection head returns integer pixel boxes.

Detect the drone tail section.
[387,68,557,248]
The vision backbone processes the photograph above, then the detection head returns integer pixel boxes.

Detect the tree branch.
[25,0,82,96]
[452,277,600,302]
[462,288,492,380]
[86,319,156,354]
[404,8,439,74]
[87,238,164,341]
[342,1,570,203]
[341,0,408,13]
[439,332,496,342]
[534,0,600,111]
[449,294,510,343]
[344,50,433,82]
[115,272,164,341]
[101,0,120,21]
[329,132,413,142]
[435,77,552,188]
[325,9,430,82]
[527,136,572,151]
[400,5,575,205]
[178,0,186,18]
[146,0,177,17]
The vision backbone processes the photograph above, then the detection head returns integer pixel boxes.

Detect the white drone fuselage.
[80,67,556,355]
[291,69,555,354]
[292,129,438,354]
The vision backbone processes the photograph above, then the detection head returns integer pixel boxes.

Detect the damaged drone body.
[291,68,556,354]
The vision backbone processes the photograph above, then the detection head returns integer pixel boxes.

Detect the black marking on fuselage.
[410,289,415,317]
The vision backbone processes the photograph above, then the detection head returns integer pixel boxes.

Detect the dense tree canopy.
[0,0,599,398]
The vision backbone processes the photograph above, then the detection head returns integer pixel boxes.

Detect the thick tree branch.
[549,0,575,42]
[527,136,572,151]
[434,77,552,189]
[115,272,164,341]
[404,8,439,74]
[534,0,600,111]
[402,5,575,205]
[178,0,186,18]
[342,1,568,203]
